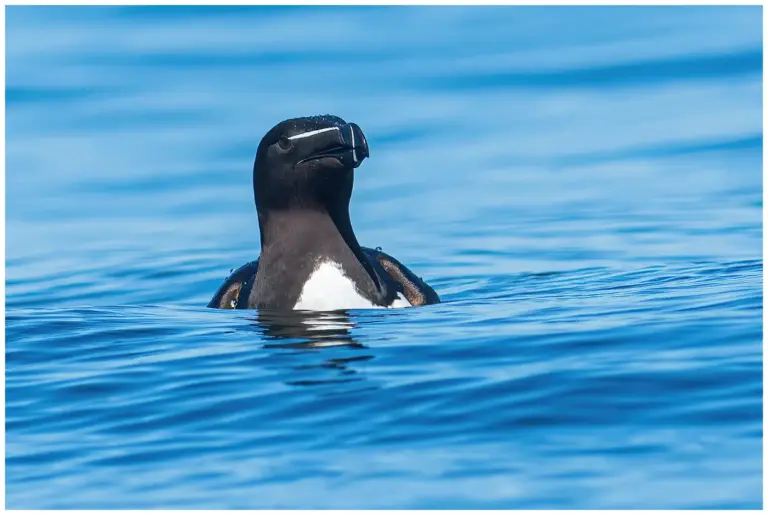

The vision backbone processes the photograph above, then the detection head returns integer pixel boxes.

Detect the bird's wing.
[363,247,440,306]
[207,259,259,309]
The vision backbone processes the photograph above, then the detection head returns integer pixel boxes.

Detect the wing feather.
[207,260,259,309]
[363,248,440,306]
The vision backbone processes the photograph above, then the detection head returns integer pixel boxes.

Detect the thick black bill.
[340,123,369,168]
[298,122,370,168]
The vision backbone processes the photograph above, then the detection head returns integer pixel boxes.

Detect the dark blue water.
[5,6,763,509]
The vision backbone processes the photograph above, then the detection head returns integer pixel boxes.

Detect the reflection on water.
[249,310,377,387]
[254,310,361,349]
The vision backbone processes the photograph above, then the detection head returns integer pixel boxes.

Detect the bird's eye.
[277,137,293,152]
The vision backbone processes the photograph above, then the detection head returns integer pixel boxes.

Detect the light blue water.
[5,6,763,509]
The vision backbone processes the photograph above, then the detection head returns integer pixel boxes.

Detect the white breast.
[293,260,413,311]
[390,292,412,308]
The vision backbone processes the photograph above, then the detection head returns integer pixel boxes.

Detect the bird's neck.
[258,208,351,252]
[258,208,381,290]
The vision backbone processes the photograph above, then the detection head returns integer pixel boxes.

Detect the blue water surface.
[5,5,763,509]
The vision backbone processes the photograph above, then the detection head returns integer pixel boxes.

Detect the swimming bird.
[208,115,440,311]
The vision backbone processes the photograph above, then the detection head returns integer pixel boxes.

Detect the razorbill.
[208,114,440,311]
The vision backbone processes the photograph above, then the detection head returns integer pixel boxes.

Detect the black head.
[253,115,369,217]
